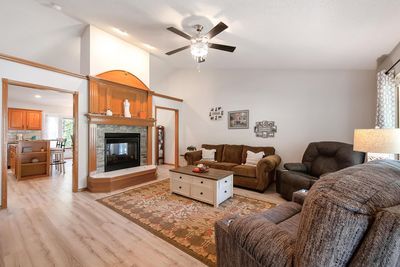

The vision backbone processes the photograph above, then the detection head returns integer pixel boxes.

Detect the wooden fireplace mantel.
[87,70,155,189]
[86,113,155,127]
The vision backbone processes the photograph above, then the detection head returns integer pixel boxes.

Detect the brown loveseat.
[215,160,400,267]
[184,144,281,192]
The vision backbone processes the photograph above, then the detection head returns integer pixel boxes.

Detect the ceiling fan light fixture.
[190,37,208,61]
[165,22,235,65]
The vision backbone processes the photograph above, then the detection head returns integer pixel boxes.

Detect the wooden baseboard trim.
[88,168,157,193]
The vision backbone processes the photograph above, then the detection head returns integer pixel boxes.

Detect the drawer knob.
[225,180,227,183]
[224,190,227,193]
[200,192,203,195]
[200,181,203,184]
[179,176,182,179]
[179,186,182,189]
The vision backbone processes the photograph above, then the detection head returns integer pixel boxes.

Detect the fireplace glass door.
[104,133,140,172]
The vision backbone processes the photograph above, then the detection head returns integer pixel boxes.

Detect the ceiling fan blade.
[208,43,236,52]
[167,27,192,40]
[165,45,190,55]
[207,22,228,39]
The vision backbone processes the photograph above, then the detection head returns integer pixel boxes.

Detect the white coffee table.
[170,166,234,207]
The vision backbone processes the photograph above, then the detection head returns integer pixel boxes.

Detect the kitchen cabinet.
[8,108,42,130]
[8,109,25,130]
[26,110,42,130]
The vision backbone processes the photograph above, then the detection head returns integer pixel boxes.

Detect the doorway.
[154,106,179,168]
[1,79,79,209]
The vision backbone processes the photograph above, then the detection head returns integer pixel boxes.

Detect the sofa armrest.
[257,155,281,173]
[184,150,202,165]
[283,163,308,173]
[254,155,281,192]
[292,189,308,205]
[221,213,295,266]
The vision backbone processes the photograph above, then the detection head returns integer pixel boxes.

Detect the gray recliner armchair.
[276,141,365,200]
[215,160,400,267]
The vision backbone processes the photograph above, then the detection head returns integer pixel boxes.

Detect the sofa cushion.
[242,145,275,163]
[244,151,264,166]
[194,160,218,168]
[212,162,238,171]
[232,165,256,178]
[277,213,301,237]
[222,145,243,164]
[201,148,216,161]
[202,144,224,162]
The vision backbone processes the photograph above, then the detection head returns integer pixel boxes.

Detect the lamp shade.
[354,128,400,153]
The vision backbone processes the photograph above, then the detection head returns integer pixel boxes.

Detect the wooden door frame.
[1,79,79,209]
[154,106,179,168]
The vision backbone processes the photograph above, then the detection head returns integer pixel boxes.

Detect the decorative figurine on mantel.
[124,99,131,118]
[106,109,113,116]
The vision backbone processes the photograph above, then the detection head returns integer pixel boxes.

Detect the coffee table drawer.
[191,185,213,204]
[192,177,213,188]
[171,180,190,197]
[170,172,192,183]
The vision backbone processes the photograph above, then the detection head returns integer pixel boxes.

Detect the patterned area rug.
[98,179,275,266]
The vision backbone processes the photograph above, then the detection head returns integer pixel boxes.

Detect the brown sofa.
[215,159,400,267]
[184,144,281,192]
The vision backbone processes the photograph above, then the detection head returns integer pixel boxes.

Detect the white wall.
[0,0,83,73]
[152,96,183,164]
[0,59,89,206]
[81,26,150,85]
[156,109,175,164]
[152,69,376,163]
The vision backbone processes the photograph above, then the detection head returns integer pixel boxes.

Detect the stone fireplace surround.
[96,125,147,173]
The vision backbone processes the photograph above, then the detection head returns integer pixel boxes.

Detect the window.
[44,116,60,140]
[62,118,74,148]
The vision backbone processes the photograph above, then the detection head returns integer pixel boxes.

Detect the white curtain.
[376,70,396,128]
[370,70,397,161]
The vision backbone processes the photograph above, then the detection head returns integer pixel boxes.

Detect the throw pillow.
[245,151,264,166]
[202,148,216,161]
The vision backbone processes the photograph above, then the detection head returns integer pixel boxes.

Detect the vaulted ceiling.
[2,0,400,72]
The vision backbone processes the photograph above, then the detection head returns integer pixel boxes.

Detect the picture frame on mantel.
[228,110,249,129]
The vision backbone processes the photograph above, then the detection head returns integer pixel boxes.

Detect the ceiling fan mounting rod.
[193,24,203,33]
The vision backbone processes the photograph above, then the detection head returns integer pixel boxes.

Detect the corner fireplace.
[104,133,140,172]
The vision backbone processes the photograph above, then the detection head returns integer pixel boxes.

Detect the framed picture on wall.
[228,110,249,129]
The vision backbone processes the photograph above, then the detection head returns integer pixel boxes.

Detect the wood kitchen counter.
[10,140,50,180]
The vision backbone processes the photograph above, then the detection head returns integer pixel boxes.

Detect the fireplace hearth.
[104,133,140,172]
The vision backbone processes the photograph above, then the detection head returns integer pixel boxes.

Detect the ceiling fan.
[165,22,236,63]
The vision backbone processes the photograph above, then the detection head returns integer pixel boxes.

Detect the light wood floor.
[0,162,285,267]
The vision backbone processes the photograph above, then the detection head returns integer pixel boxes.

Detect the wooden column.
[88,124,97,173]
[147,93,153,165]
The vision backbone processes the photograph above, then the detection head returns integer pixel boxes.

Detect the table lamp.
[354,129,400,161]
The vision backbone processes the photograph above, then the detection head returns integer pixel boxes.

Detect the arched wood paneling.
[96,70,150,91]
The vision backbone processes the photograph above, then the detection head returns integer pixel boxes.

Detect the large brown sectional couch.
[184,144,281,192]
